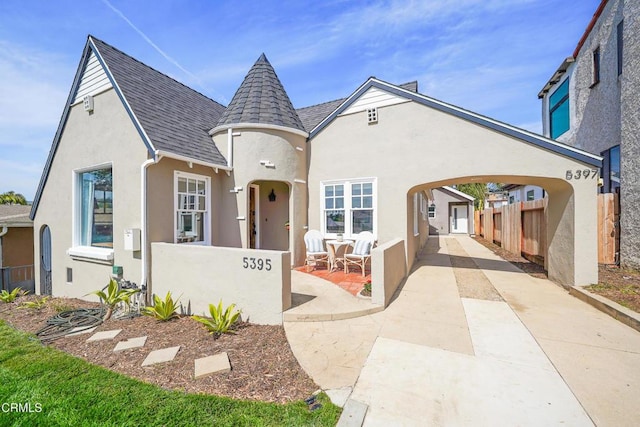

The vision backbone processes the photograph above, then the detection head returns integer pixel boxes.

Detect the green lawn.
[0,321,340,426]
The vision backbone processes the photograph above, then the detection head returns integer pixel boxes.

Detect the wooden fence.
[474,194,618,266]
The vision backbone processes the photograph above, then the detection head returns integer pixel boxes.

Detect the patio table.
[326,239,354,272]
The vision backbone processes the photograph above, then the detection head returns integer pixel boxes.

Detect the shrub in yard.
[88,278,139,321]
[192,300,241,338]
[142,292,180,321]
[20,296,50,310]
[363,280,372,293]
[0,288,26,303]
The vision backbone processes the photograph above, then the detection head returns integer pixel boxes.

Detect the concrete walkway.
[284,235,640,426]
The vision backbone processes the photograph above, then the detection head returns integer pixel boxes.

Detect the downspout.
[141,157,158,301]
[227,128,233,168]
[0,226,7,269]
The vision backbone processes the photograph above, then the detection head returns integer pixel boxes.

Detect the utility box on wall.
[124,229,141,251]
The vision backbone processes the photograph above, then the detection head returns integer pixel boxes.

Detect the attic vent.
[83,95,94,112]
[367,107,378,124]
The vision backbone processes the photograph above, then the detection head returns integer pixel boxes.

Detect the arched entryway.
[39,225,52,296]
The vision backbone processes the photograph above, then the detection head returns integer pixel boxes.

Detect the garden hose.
[36,308,105,342]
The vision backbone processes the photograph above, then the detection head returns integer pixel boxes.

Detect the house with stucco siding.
[30,36,602,324]
[538,0,639,267]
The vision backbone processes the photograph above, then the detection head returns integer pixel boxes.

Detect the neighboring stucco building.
[539,0,639,266]
[30,36,602,322]
[428,187,475,236]
[503,184,545,204]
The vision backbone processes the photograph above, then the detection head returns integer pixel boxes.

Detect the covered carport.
[307,78,601,286]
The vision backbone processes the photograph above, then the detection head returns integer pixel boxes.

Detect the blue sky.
[0,0,600,200]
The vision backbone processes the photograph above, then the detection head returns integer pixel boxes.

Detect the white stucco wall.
[212,126,307,265]
[151,243,291,325]
[33,88,149,299]
[308,100,599,285]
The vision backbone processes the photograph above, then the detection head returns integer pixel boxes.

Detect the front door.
[40,225,52,295]
[451,205,468,234]
[249,184,260,248]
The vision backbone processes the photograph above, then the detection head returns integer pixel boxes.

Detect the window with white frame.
[76,166,113,248]
[428,204,436,219]
[322,179,375,238]
[175,172,209,244]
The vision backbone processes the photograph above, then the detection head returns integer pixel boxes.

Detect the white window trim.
[320,177,377,240]
[428,203,436,219]
[413,193,419,236]
[70,162,115,262]
[174,170,211,245]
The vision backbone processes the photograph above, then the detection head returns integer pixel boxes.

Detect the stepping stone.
[113,336,147,352]
[336,399,368,427]
[194,353,231,378]
[65,327,97,338]
[87,329,122,342]
[142,346,180,367]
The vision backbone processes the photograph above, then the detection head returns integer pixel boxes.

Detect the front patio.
[293,266,371,296]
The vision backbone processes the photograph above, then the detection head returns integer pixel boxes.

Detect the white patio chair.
[304,230,329,271]
[344,231,375,276]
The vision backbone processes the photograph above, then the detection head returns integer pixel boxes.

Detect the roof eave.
[209,122,309,138]
[538,57,575,99]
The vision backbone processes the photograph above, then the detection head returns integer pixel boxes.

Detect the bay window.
[322,179,376,238]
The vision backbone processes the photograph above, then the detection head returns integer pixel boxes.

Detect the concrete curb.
[570,286,640,333]
[283,305,384,322]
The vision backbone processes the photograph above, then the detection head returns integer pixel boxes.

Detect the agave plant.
[19,296,50,310]
[0,287,26,303]
[142,292,180,321]
[88,278,139,320]
[192,300,241,338]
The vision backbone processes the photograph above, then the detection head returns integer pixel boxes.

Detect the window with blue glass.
[79,168,113,248]
[600,145,620,193]
[549,78,570,139]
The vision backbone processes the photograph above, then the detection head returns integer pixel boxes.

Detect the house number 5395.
[565,169,598,180]
[242,257,272,271]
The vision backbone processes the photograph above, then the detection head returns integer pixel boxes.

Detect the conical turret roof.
[216,54,305,132]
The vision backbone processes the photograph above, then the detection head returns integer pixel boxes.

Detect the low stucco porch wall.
[151,243,291,325]
[371,238,407,307]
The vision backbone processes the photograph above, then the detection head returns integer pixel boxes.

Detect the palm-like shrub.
[142,292,180,321]
[88,278,139,320]
[192,300,241,338]
[0,288,26,303]
[20,296,50,310]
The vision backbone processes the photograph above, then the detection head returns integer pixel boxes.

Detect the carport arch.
[306,78,601,287]
[406,175,592,286]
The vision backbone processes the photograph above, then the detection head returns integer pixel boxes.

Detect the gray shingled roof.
[91,37,227,165]
[296,80,419,132]
[216,54,305,132]
[0,205,32,226]
[296,98,347,133]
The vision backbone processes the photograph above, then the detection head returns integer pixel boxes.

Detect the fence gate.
[40,225,52,296]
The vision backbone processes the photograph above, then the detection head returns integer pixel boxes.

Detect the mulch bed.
[0,296,318,403]
[472,236,548,279]
[588,265,640,313]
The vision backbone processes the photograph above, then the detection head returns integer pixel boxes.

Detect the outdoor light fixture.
[268,189,276,202]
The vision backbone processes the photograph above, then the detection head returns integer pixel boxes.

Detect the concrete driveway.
[284,235,640,426]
